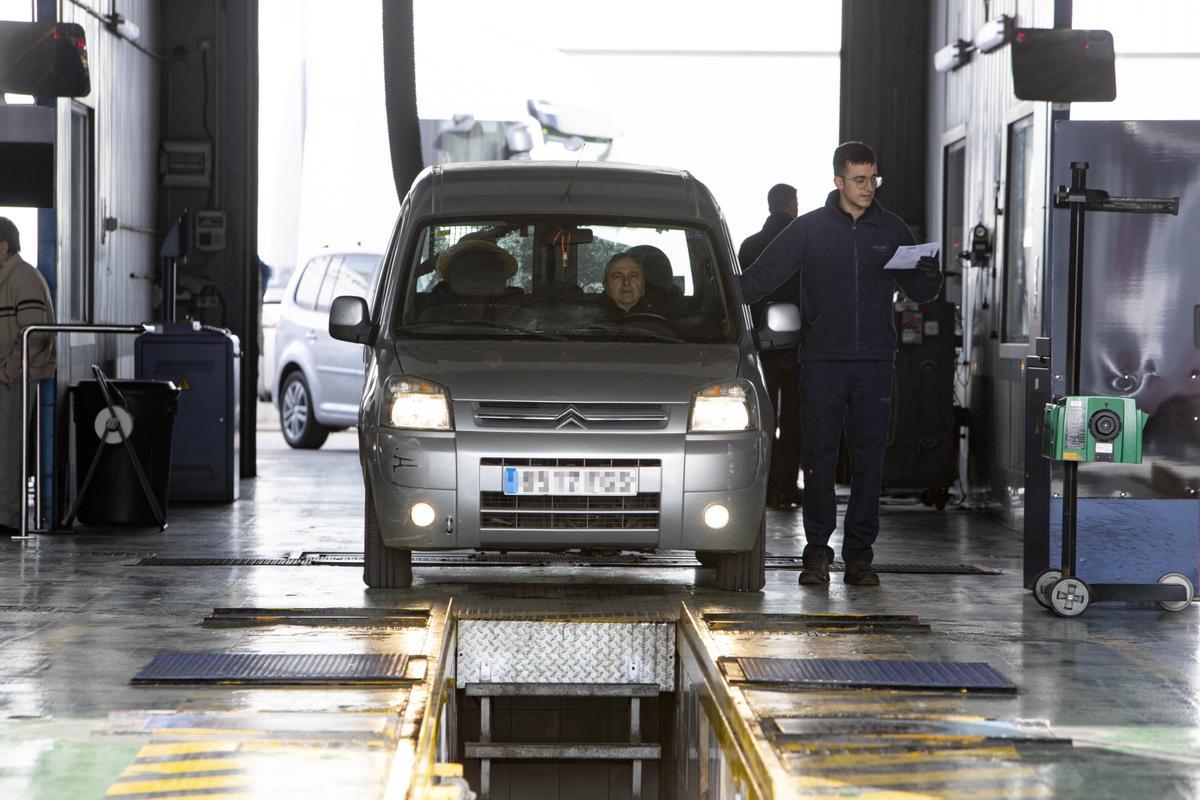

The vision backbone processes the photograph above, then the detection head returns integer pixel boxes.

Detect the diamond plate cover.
[457,620,674,690]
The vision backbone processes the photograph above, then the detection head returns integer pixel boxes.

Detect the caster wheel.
[1049,577,1091,617]
[1156,572,1195,612]
[1033,568,1062,610]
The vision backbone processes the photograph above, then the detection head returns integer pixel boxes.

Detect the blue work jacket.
[739,191,942,362]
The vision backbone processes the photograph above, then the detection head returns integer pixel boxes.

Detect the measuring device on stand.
[1034,162,1193,617]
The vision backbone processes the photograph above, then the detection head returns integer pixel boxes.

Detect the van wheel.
[363,482,412,589]
[280,371,329,449]
[716,513,766,592]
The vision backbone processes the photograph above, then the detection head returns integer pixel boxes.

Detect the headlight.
[383,376,453,430]
[688,379,757,432]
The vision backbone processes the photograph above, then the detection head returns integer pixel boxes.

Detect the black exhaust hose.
[381,0,424,201]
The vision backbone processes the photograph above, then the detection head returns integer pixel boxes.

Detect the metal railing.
[13,323,152,539]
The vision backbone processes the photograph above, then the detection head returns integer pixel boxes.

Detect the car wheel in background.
[716,512,766,592]
[363,481,413,589]
[279,371,330,449]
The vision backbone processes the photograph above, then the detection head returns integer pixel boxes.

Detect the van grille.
[479,492,661,530]
[474,402,669,431]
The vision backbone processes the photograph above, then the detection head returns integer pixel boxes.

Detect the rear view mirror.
[0,21,91,97]
[1012,28,1115,103]
[329,296,373,344]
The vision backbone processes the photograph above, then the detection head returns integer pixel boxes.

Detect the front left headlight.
[382,376,453,430]
[688,379,757,432]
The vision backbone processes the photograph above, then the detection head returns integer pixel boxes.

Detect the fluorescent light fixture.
[974,14,1014,53]
[106,13,141,44]
[934,39,972,73]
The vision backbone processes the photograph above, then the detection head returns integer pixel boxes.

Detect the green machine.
[1042,395,1146,464]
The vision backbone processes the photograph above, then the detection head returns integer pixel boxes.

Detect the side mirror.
[0,22,91,97]
[329,296,373,344]
[757,302,801,351]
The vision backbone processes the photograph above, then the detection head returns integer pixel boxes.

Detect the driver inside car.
[600,252,665,317]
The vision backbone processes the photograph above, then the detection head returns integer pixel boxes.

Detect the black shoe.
[844,561,880,586]
[779,487,804,508]
[798,551,830,585]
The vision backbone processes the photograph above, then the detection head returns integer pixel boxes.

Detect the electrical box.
[194,210,226,251]
[160,140,211,187]
[1042,395,1146,464]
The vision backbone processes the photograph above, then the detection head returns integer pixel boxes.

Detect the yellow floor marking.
[106,774,248,796]
[138,741,241,757]
[795,744,1021,770]
[778,735,989,752]
[792,764,1039,788]
[149,728,262,736]
[123,757,246,776]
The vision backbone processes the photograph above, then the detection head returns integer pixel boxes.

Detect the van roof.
[406,161,724,225]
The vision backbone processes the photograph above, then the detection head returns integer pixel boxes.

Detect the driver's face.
[605,257,645,311]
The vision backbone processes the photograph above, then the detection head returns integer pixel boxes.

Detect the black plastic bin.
[71,379,180,525]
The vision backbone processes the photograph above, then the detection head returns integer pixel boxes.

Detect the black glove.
[915,255,940,276]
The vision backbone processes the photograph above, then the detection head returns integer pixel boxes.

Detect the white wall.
[258,0,843,264]
[1071,1,1200,120]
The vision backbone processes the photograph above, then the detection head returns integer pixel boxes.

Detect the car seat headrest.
[627,244,678,294]
[437,239,518,296]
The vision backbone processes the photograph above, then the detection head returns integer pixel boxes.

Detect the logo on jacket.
[871,244,889,252]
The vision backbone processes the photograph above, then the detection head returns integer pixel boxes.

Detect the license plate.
[503,467,639,496]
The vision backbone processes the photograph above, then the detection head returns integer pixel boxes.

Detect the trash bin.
[71,379,180,525]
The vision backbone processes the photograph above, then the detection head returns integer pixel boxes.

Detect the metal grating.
[136,557,306,567]
[131,653,417,685]
[769,717,1068,743]
[202,607,430,628]
[133,551,1001,574]
[732,658,1017,694]
[702,612,929,633]
[474,402,669,431]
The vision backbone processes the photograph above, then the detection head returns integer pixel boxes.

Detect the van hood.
[394,341,742,403]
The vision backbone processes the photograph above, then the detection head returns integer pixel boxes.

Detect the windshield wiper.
[556,324,685,344]
[397,320,566,341]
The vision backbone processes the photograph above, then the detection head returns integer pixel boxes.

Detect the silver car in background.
[331,162,789,591]
[272,247,382,448]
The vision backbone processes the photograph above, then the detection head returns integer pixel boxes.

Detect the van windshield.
[396,220,738,343]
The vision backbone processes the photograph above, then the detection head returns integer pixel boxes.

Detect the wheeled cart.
[1033,162,1193,617]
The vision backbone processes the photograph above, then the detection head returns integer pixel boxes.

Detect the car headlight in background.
[383,376,453,430]
[688,379,757,432]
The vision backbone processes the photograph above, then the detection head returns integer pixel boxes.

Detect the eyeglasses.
[843,175,883,189]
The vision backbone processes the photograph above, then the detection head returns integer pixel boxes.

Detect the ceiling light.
[934,39,973,72]
[974,14,1014,54]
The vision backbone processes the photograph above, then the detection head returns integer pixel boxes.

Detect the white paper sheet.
[883,242,939,270]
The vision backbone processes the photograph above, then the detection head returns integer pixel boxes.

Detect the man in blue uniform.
[739,183,802,509]
[739,142,941,586]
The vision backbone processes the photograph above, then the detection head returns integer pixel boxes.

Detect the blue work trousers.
[799,360,894,565]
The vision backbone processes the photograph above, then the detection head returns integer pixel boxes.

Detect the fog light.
[410,502,436,527]
[704,503,730,530]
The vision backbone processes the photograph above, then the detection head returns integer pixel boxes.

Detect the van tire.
[716,513,766,592]
[280,371,329,449]
[363,482,412,589]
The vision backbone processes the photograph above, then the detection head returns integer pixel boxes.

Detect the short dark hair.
[0,217,19,255]
[833,141,877,175]
[766,183,797,213]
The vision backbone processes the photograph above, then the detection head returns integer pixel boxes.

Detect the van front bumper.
[362,425,768,553]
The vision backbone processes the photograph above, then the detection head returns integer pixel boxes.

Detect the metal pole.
[1059,162,1089,579]
[15,323,151,539]
[34,381,41,529]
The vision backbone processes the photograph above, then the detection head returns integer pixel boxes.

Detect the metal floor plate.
[769,717,1069,743]
[131,653,419,685]
[729,657,1017,694]
[703,612,930,633]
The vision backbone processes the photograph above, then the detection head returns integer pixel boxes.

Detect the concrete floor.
[0,404,1197,798]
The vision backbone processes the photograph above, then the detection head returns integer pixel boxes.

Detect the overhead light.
[974,14,1014,54]
[934,39,973,73]
[106,13,141,44]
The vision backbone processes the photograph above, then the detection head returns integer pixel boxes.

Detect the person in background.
[739,143,941,587]
[0,218,56,534]
[739,183,802,509]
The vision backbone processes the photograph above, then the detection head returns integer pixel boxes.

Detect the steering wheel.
[621,312,672,325]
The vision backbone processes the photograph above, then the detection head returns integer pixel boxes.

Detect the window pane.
[1004,116,1035,343]
[943,139,966,276]
[293,257,327,309]
[316,256,342,311]
[398,219,734,343]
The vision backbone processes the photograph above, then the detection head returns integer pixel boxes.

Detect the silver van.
[330,162,790,591]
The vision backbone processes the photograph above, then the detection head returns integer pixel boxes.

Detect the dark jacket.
[738,212,798,334]
[739,191,941,362]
